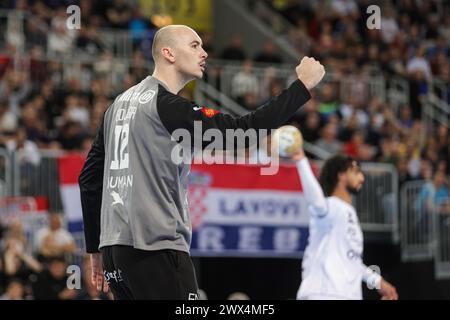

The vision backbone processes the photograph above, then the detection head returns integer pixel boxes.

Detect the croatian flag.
[57,154,315,257]
[58,154,85,232]
[189,163,313,258]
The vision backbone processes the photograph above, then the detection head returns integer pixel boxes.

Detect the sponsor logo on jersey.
[139,89,156,104]
[104,269,124,283]
[118,88,156,104]
[200,107,220,118]
[111,191,124,206]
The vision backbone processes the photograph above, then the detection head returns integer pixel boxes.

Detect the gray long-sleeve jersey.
[79,76,311,253]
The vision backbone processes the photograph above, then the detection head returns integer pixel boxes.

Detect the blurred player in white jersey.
[294,148,398,300]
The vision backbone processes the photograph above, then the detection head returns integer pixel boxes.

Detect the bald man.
[79,25,325,300]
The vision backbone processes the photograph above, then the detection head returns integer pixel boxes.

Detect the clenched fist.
[296,57,325,90]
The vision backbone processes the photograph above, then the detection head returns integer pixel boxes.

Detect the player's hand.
[291,148,306,162]
[90,253,109,293]
[296,57,325,90]
[378,278,398,300]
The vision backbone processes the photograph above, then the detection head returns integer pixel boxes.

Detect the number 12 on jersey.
[110,124,129,170]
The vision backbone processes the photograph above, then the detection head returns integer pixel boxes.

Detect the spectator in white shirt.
[35,213,76,260]
[407,45,432,80]
[231,59,260,104]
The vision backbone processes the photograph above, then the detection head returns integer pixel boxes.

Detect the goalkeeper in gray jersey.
[79,24,325,299]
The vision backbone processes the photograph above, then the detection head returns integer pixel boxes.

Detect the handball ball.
[272,125,303,157]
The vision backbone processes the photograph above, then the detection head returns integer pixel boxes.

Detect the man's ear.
[162,47,176,63]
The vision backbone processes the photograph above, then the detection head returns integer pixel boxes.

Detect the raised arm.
[157,57,325,150]
[294,149,328,217]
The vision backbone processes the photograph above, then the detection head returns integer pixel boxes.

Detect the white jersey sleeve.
[361,263,382,289]
[296,158,328,218]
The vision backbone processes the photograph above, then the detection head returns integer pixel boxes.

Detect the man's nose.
[201,48,208,59]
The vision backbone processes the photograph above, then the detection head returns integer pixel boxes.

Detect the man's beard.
[347,186,361,195]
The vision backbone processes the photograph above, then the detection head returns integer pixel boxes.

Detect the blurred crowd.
[201,0,449,209]
[231,0,449,201]
[0,211,245,300]
[0,212,112,300]
[0,0,160,156]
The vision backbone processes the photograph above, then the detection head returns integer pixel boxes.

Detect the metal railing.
[5,148,401,231]
[96,28,135,59]
[1,52,155,117]
[435,212,450,279]
[339,74,386,106]
[313,160,399,237]
[386,76,410,119]
[215,0,299,63]
[206,60,293,102]
[423,94,450,128]
[0,196,49,254]
[19,203,49,255]
[400,180,435,261]
[0,148,13,197]
[195,80,250,116]
[205,60,388,108]
[429,77,449,104]
[246,0,293,37]
[14,149,64,212]
[3,147,450,279]
[356,163,399,240]
[72,230,86,267]
[0,9,26,54]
